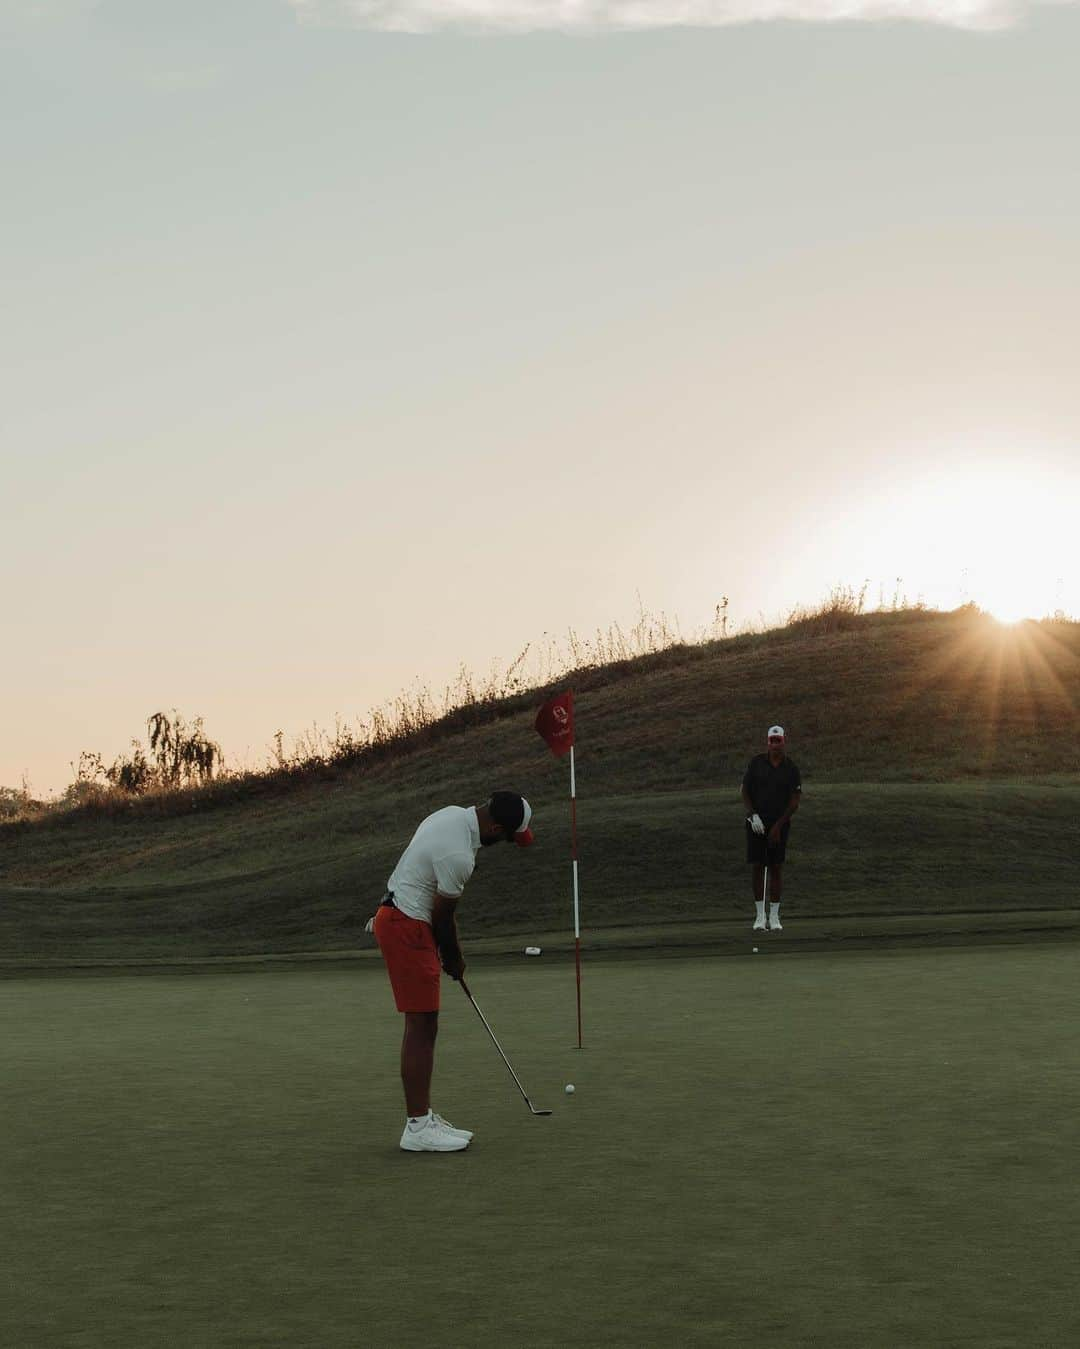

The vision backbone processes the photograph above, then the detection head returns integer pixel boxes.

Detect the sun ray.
[1011,623,1080,723]
[873,610,1079,778]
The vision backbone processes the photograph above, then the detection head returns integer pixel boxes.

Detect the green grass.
[3,949,1078,1348]
[2,781,1077,963]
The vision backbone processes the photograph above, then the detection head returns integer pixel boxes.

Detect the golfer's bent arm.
[432,892,465,980]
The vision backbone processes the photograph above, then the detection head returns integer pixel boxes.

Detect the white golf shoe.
[753,917,766,932]
[399,1115,470,1153]
[769,916,783,932]
[433,1113,474,1141]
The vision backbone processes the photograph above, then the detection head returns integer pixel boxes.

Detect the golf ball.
[752,947,759,953]
[565,1084,575,1094]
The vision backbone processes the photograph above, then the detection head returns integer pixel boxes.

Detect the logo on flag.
[535,690,574,758]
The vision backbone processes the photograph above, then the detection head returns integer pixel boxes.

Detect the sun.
[850,461,1074,624]
[968,564,1042,626]
[987,604,1030,627]
[953,470,1070,623]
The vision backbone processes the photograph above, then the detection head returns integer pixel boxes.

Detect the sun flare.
[848,461,1075,624]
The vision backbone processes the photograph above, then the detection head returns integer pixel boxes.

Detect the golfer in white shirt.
[369,791,534,1152]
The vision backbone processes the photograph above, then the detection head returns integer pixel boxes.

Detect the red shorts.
[373,904,441,1013]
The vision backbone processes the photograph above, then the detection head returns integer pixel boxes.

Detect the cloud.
[286,0,1075,34]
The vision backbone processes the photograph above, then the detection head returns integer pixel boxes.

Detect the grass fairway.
[3,950,1078,1348]
[5,780,1078,962]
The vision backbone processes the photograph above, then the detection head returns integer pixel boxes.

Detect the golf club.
[459,978,552,1116]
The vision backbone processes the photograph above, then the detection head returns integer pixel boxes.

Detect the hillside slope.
[2,610,1077,962]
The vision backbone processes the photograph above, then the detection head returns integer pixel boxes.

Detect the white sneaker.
[399,1116,470,1153]
[433,1113,474,1141]
[769,917,783,932]
[753,917,766,931]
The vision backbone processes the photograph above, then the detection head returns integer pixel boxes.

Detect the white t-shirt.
[386,805,480,923]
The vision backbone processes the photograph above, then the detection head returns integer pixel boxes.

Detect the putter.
[459,978,552,1116]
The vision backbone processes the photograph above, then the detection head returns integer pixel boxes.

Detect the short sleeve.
[432,851,475,899]
[790,762,802,793]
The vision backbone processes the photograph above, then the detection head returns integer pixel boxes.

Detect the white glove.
[363,915,376,935]
[748,813,765,836]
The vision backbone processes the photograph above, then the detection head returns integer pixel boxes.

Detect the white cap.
[767,725,785,739]
[515,797,534,847]
[490,791,534,846]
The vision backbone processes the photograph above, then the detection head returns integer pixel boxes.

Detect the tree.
[147,711,222,789]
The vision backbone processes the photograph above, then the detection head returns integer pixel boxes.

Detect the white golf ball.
[565,1083,575,1094]
[752,947,759,953]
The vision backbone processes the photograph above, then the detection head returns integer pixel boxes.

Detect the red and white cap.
[767,725,785,740]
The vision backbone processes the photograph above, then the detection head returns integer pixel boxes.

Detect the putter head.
[530,1106,553,1116]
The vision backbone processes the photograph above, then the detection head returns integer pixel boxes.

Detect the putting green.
[2,947,1077,1347]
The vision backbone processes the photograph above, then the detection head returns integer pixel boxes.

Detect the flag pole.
[533,687,581,1050]
[570,743,582,1049]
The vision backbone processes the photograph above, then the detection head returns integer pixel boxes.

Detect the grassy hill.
[2,608,1077,966]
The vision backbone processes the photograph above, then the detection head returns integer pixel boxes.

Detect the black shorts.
[746,819,790,865]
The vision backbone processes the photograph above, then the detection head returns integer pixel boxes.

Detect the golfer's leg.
[401,1011,439,1116]
[769,865,783,903]
[752,863,766,903]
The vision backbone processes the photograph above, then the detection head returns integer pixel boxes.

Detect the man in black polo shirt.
[742,725,802,932]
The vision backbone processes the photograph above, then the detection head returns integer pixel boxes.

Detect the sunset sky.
[4,1,1078,795]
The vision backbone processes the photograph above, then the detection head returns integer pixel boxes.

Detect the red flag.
[535,690,575,758]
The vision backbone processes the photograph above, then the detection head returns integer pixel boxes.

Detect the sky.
[3,0,1078,795]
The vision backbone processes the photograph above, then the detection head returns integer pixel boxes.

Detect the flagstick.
[570,744,582,1049]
